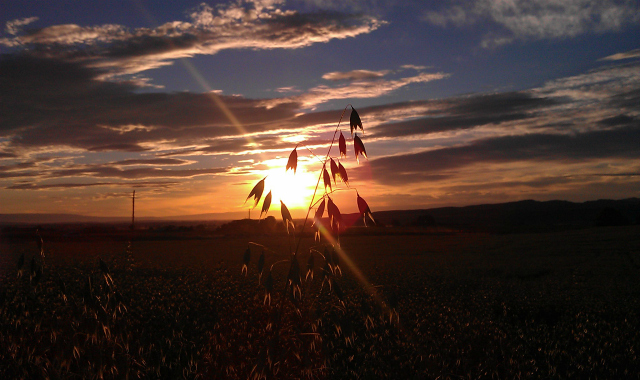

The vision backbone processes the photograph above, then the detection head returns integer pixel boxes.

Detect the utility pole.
[130,190,135,230]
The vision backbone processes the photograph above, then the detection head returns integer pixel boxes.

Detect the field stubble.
[1,225,640,379]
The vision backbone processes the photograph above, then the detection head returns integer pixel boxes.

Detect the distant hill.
[2,198,639,233]
[373,198,640,233]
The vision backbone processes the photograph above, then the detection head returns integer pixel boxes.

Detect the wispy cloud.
[8,181,178,190]
[600,48,640,61]
[423,0,640,47]
[1,1,383,79]
[263,71,450,109]
[322,69,390,81]
[4,16,39,35]
[368,124,640,185]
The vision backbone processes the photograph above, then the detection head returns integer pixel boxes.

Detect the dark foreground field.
[2,226,640,379]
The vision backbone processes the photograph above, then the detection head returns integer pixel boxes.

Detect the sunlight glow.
[265,166,318,211]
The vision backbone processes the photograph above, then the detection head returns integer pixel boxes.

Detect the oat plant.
[236,105,380,379]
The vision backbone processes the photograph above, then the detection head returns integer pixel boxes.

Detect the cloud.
[4,17,39,36]
[0,55,307,153]
[400,64,428,71]
[350,91,554,140]
[600,48,640,61]
[7,181,179,190]
[263,71,450,109]
[423,0,640,47]
[322,69,390,81]
[1,2,383,78]
[112,158,193,166]
[368,122,640,186]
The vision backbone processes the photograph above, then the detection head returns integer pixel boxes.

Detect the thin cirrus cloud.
[0,1,383,78]
[322,69,390,81]
[600,48,640,61]
[423,0,640,47]
[8,181,179,191]
[262,70,450,109]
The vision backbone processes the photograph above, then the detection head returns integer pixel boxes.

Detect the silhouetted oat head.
[257,250,265,274]
[323,167,332,192]
[330,158,339,184]
[280,200,294,234]
[350,107,363,136]
[245,176,266,208]
[286,147,298,174]
[242,246,251,276]
[261,190,272,218]
[306,253,315,281]
[354,134,367,164]
[313,198,325,226]
[327,196,342,228]
[338,162,349,187]
[339,131,347,158]
[357,192,375,226]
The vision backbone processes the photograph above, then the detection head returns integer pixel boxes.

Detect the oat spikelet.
[261,191,272,218]
[354,134,367,164]
[338,162,349,187]
[286,148,297,174]
[357,191,375,226]
[339,131,347,158]
[242,247,251,276]
[281,200,295,234]
[323,167,332,192]
[245,177,266,208]
[350,107,363,136]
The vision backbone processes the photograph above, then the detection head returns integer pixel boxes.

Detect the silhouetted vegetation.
[596,207,630,226]
[2,226,640,378]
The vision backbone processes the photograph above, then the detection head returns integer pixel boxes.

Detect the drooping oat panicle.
[313,198,325,226]
[242,246,251,276]
[306,253,315,281]
[327,196,342,230]
[264,269,273,305]
[280,200,295,234]
[338,162,349,186]
[261,190,272,218]
[330,158,339,184]
[36,231,44,258]
[286,147,298,174]
[357,192,376,226]
[245,176,266,208]
[339,131,347,158]
[350,107,363,136]
[325,246,333,267]
[332,249,342,276]
[257,250,265,274]
[323,167,332,192]
[288,254,302,301]
[354,134,367,163]
[322,260,332,289]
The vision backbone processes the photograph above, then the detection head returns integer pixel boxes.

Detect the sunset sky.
[1,0,640,219]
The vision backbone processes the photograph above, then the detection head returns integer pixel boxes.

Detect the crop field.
[2,225,640,379]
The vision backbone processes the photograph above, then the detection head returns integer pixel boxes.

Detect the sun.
[265,167,318,212]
